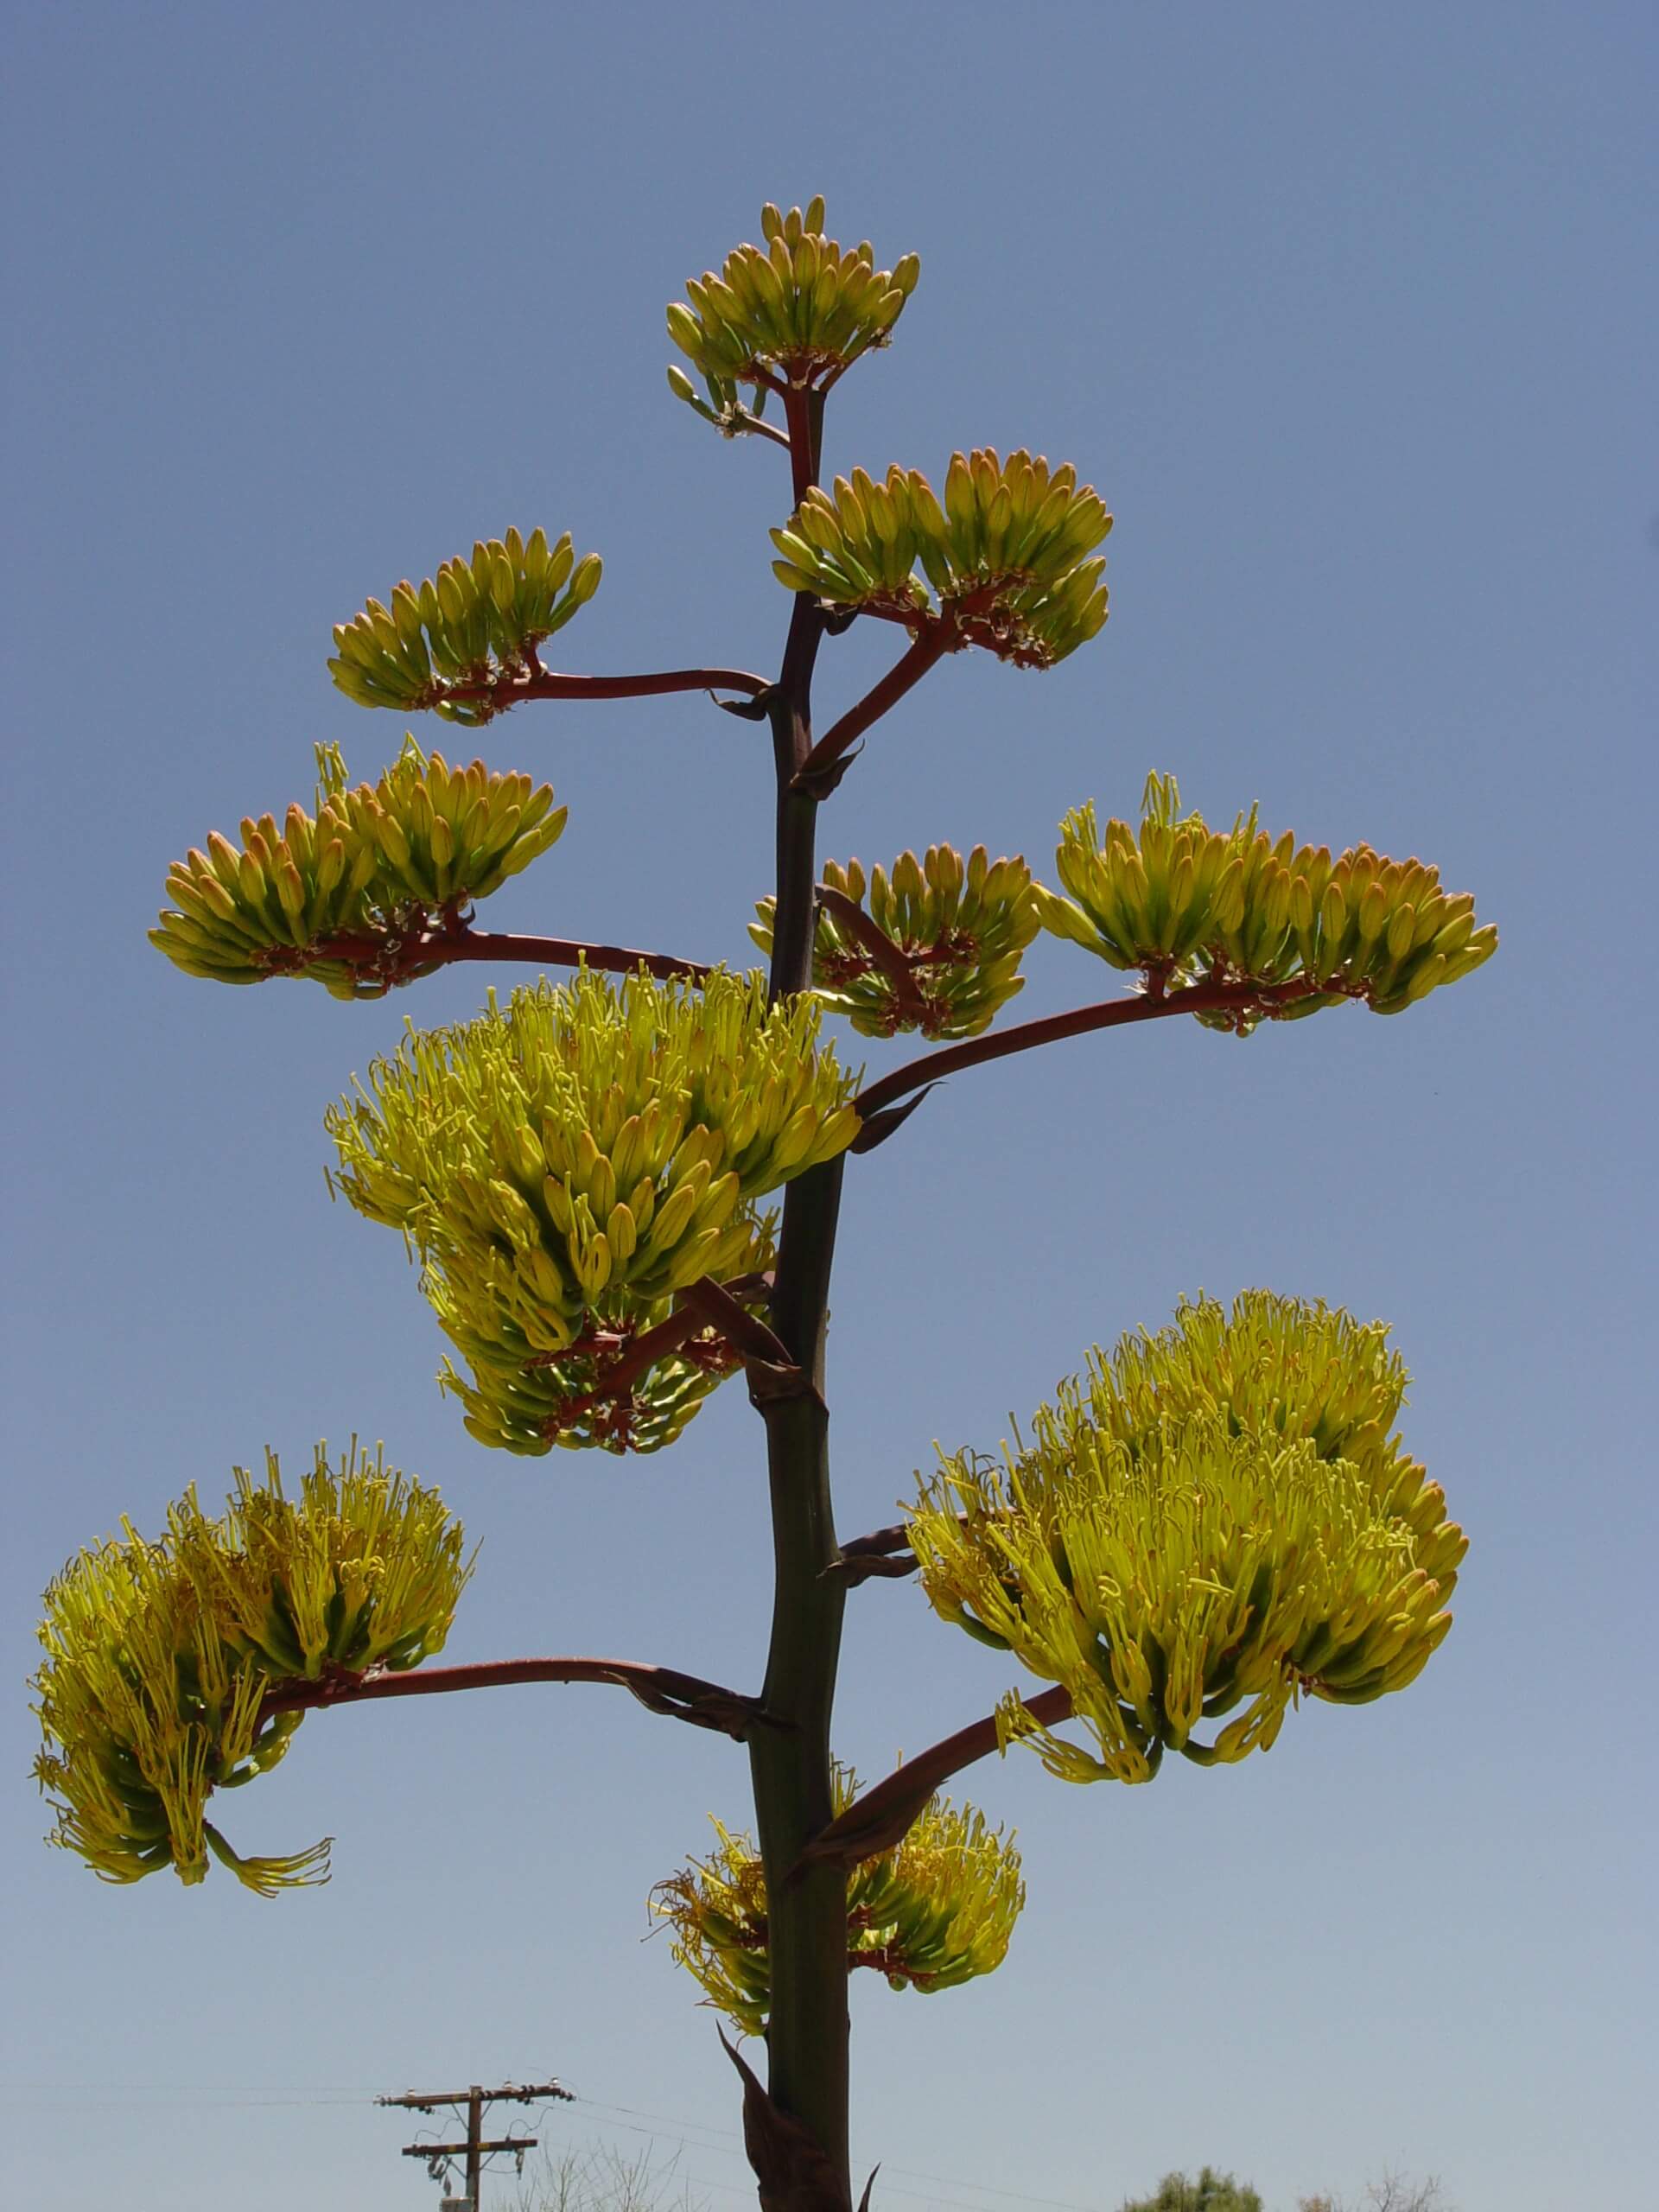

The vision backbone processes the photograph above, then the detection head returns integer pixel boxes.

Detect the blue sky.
[3,5,1653,2209]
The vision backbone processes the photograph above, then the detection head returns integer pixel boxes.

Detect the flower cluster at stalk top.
[651,1764,1024,2036]
[1032,772,1497,1026]
[149,738,567,998]
[752,843,1040,1039]
[906,1292,1466,1787]
[665,197,919,427]
[326,968,861,1456]
[771,450,1111,667]
[32,1443,469,1895]
[329,527,601,724]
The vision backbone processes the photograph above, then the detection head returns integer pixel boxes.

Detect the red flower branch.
[786,1688,1077,1879]
[853,973,1328,1128]
[260,1655,786,1742]
[284,919,715,993]
[444,664,772,716]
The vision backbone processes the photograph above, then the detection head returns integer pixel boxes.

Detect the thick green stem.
[745,385,855,2196]
[749,1160,849,2183]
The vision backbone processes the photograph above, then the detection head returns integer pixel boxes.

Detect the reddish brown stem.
[530,1273,775,1426]
[827,1514,986,1586]
[787,1687,1077,1879]
[303,927,713,989]
[814,885,931,1026]
[782,387,818,508]
[528,1305,709,1411]
[853,974,1327,1124]
[259,1656,782,1740]
[792,631,948,792]
[446,665,772,712]
[836,1520,918,1563]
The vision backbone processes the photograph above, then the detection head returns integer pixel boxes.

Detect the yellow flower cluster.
[651,1764,1024,2035]
[1033,773,1497,1025]
[907,1294,1465,1784]
[149,739,566,998]
[32,1444,469,1893]
[329,528,601,725]
[751,844,1039,1039]
[327,969,861,1454]
[666,197,918,417]
[771,451,1111,668]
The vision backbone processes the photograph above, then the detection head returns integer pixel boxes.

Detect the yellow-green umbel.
[752,844,1039,1040]
[328,527,602,725]
[652,1764,1024,2037]
[327,969,861,1452]
[665,197,919,423]
[906,1293,1466,1785]
[32,1444,470,1894]
[1033,772,1498,1024]
[149,739,566,998]
[771,451,1111,668]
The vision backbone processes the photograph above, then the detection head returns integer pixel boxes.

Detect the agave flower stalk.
[89,194,1500,2209]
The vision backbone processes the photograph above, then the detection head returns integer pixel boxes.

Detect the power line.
[0,2082,1107,2212]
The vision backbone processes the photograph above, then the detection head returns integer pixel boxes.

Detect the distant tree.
[1300,2174,1450,2212]
[512,2142,706,2212]
[1122,2170,1262,2212]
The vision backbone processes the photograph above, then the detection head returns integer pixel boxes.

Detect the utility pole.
[378,2077,574,2209]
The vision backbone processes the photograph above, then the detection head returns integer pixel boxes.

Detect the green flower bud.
[1036,772,1497,1024]
[770,452,1110,670]
[328,529,599,725]
[150,738,568,998]
[752,844,1040,1040]
[666,201,917,410]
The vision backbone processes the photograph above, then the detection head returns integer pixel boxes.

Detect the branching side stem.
[788,1688,1077,1879]
[445,664,772,713]
[814,884,931,1027]
[793,632,948,792]
[259,1656,783,1742]
[302,925,713,990]
[853,973,1331,1123]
